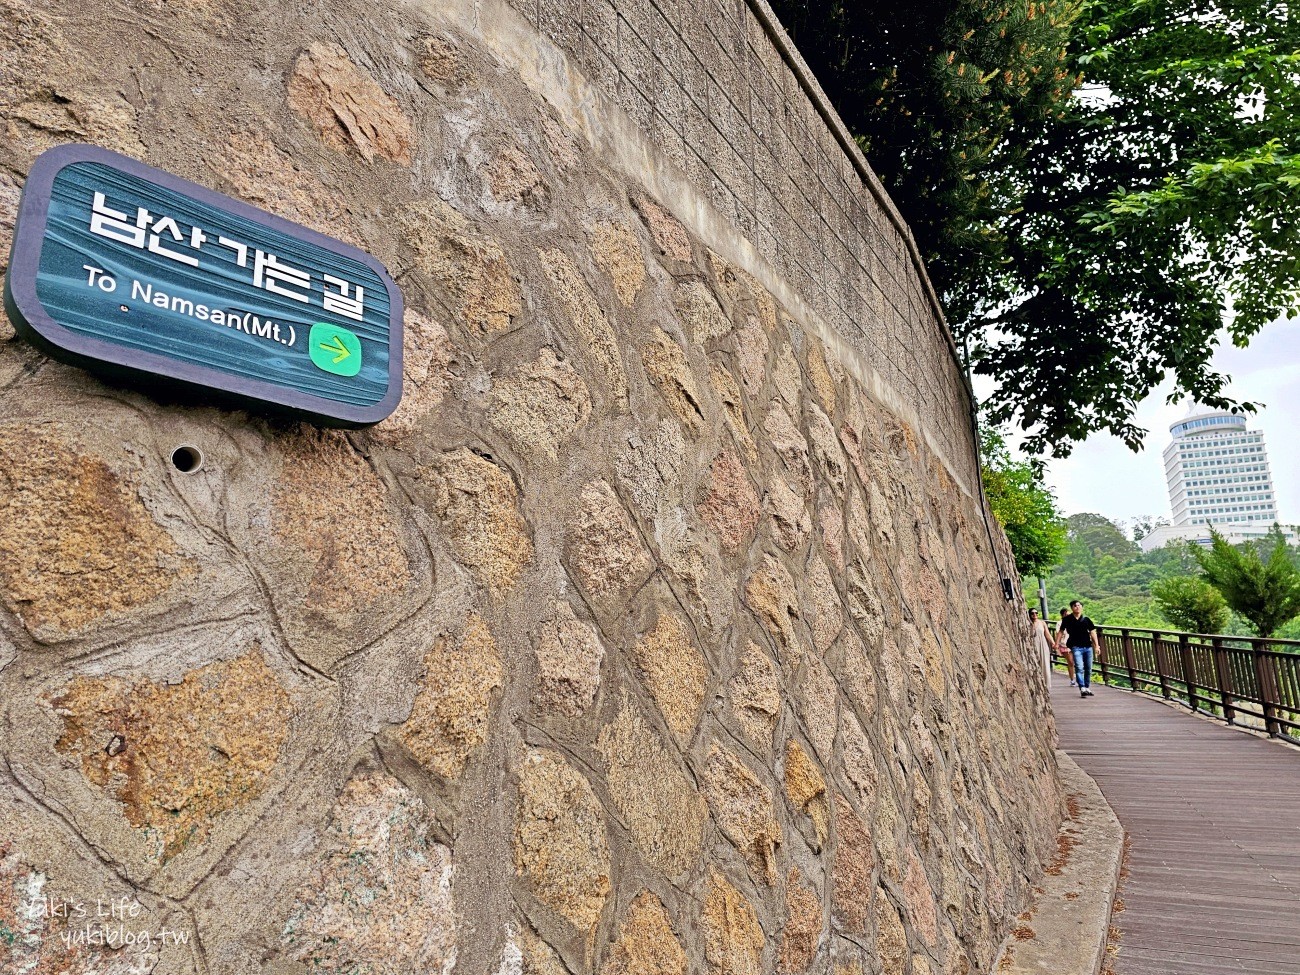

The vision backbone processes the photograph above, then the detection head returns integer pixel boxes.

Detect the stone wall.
[508,0,975,489]
[0,1,1060,974]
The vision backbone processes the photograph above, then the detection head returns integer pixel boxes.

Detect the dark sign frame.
[3,144,404,427]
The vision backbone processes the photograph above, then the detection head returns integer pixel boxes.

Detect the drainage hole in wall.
[171,445,203,474]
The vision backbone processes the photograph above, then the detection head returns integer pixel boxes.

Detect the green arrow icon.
[309,323,362,377]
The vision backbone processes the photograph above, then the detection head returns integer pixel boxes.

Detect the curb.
[993,750,1124,975]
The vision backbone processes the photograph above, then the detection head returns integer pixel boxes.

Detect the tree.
[1130,516,1170,542]
[1151,575,1231,634]
[1194,526,1300,637]
[766,1,1079,299]
[1067,512,1139,560]
[767,0,1300,454]
[979,426,1068,575]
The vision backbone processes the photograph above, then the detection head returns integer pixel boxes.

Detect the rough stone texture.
[417,33,470,88]
[590,222,648,307]
[539,248,629,404]
[286,42,414,164]
[772,347,804,412]
[602,891,687,975]
[710,253,776,334]
[490,346,593,461]
[805,341,838,416]
[641,330,705,433]
[280,771,456,973]
[744,556,801,659]
[616,419,687,521]
[698,450,762,554]
[709,361,759,459]
[735,318,771,395]
[703,868,765,975]
[374,309,454,441]
[272,430,410,626]
[837,714,879,816]
[783,739,829,846]
[490,145,549,205]
[406,198,523,336]
[634,196,694,264]
[566,480,653,601]
[596,700,707,878]
[49,651,291,861]
[779,869,822,973]
[796,656,840,761]
[729,642,783,750]
[515,749,612,941]
[677,280,733,342]
[806,556,844,653]
[875,895,910,973]
[703,746,782,886]
[533,601,605,716]
[832,796,875,934]
[903,846,940,950]
[766,477,811,552]
[521,926,570,975]
[399,613,504,779]
[423,447,534,596]
[0,1,1060,971]
[765,401,813,493]
[629,613,708,745]
[0,424,192,638]
[806,405,846,495]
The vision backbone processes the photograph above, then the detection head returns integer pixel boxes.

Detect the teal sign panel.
[3,144,403,426]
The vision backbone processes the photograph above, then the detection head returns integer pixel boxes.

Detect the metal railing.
[1052,625,1300,742]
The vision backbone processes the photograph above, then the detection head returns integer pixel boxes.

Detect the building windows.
[1165,412,1278,530]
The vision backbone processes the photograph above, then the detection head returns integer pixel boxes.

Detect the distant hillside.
[1043,513,1300,640]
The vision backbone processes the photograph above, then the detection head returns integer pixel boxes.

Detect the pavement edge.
[992,749,1124,975]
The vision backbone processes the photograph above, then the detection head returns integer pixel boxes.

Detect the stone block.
[0,424,192,638]
[703,867,765,975]
[596,699,707,878]
[286,42,413,164]
[515,749,612,941]
[398,612,503,780]
[50,651,291,862]
[421,448,534,597]
[702,745,780,885]
[279,771,456,973]
[601,891,686,975]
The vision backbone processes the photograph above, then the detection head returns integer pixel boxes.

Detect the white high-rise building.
[1139,409,1287,553]
[1163,409,1277,526]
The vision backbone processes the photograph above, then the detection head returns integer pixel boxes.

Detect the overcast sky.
[975,317,1299,530]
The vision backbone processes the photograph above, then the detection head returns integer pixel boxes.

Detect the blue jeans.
[1071,647,1093,689]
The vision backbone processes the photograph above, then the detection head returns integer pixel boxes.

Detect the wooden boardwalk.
[1052,671,1300,975]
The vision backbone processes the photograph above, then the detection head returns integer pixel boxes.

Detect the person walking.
[1029,608,1053,692]
[1055,607,1076,685]
[1059,600,1101,697]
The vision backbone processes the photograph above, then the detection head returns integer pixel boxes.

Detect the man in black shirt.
[1060,600,1100,698]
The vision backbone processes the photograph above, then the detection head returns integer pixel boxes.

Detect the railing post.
[1096,627,1109,684]
[1212,637,1234,725]
[1253,644,1282,737]
[1179,633,1197,712]
[1154,634,1172,699]
[1121,628,1137,691]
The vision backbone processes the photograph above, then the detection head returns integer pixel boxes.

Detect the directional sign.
[3,144,403,427]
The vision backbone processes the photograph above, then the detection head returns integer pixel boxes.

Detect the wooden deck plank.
[1052,671,1300,974]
